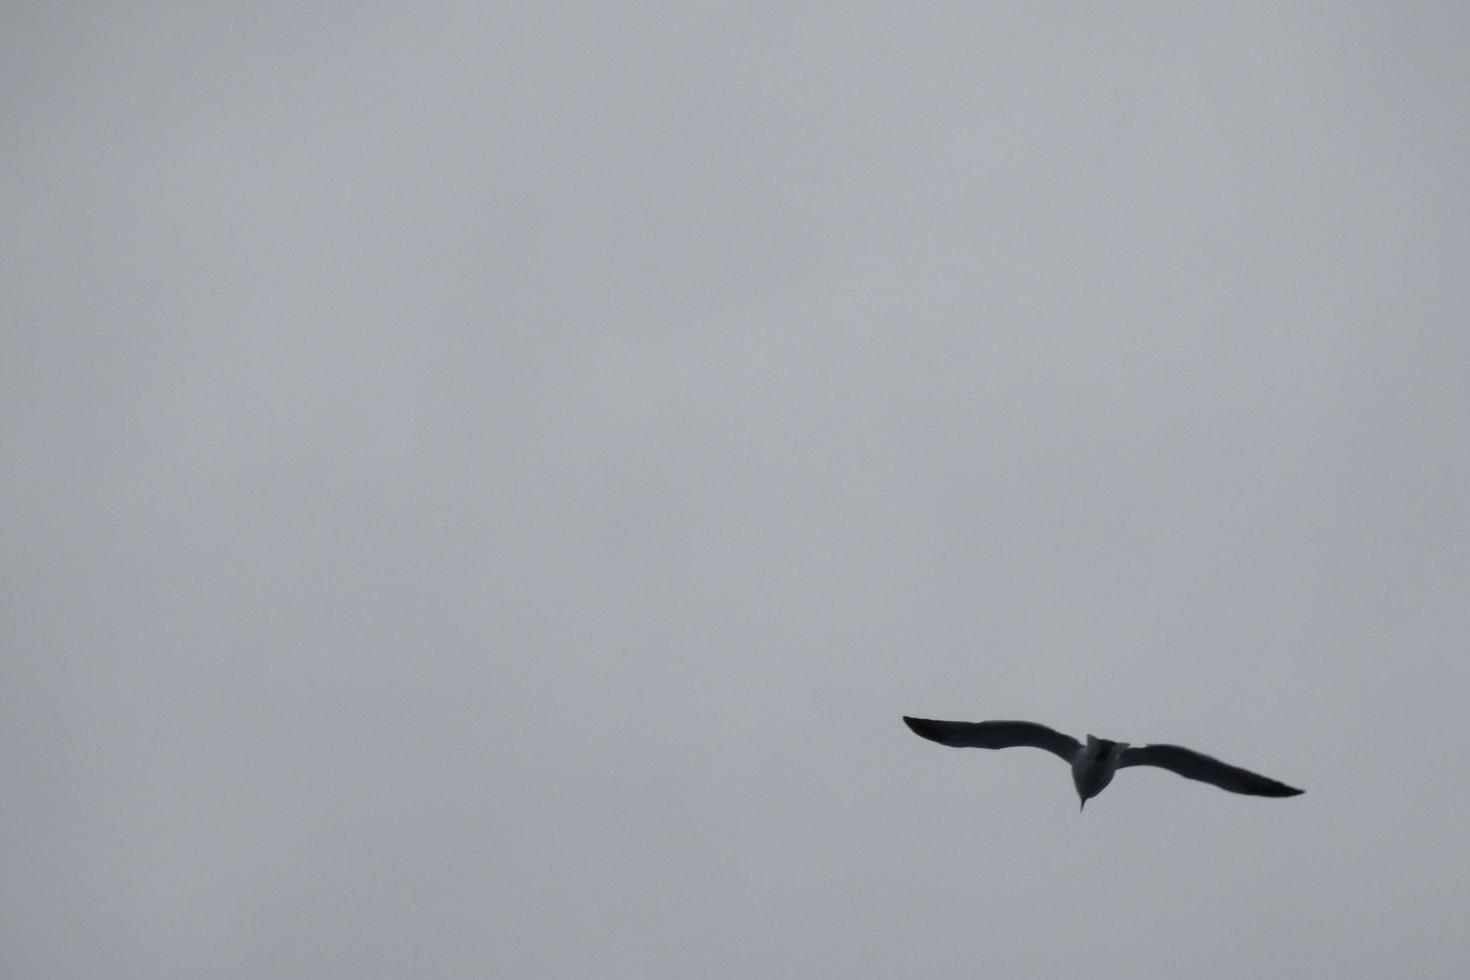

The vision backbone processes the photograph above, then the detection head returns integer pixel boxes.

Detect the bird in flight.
[903,716,1303,810]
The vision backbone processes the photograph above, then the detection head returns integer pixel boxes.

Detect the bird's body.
[903,716,1303,809]
[1071,735,1128,809]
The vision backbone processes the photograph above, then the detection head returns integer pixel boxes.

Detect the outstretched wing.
[1118,744,1303,797]
[902,717,1080,762]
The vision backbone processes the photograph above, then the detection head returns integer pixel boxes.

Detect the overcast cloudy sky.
[4,3,1468,977]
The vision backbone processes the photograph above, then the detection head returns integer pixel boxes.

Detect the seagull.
[903,717,1303,810]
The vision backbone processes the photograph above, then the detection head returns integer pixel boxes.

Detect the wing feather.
[902,717,1080,762]
[1118,744,1303,797]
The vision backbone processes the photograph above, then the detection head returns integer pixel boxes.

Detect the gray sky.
[4,3,1468,977]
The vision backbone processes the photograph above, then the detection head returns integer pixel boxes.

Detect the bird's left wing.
[902,717,1080,762]
[1117,744,1303,797]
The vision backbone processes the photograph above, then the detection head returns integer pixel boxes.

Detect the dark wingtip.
[1264,783,1305,798]
[902,716,935,739]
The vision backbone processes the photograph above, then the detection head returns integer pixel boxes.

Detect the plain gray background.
[4,3,1468,977]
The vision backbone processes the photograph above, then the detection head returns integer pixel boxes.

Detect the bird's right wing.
[902,717,1081,762]
[1117,744,1304,797]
